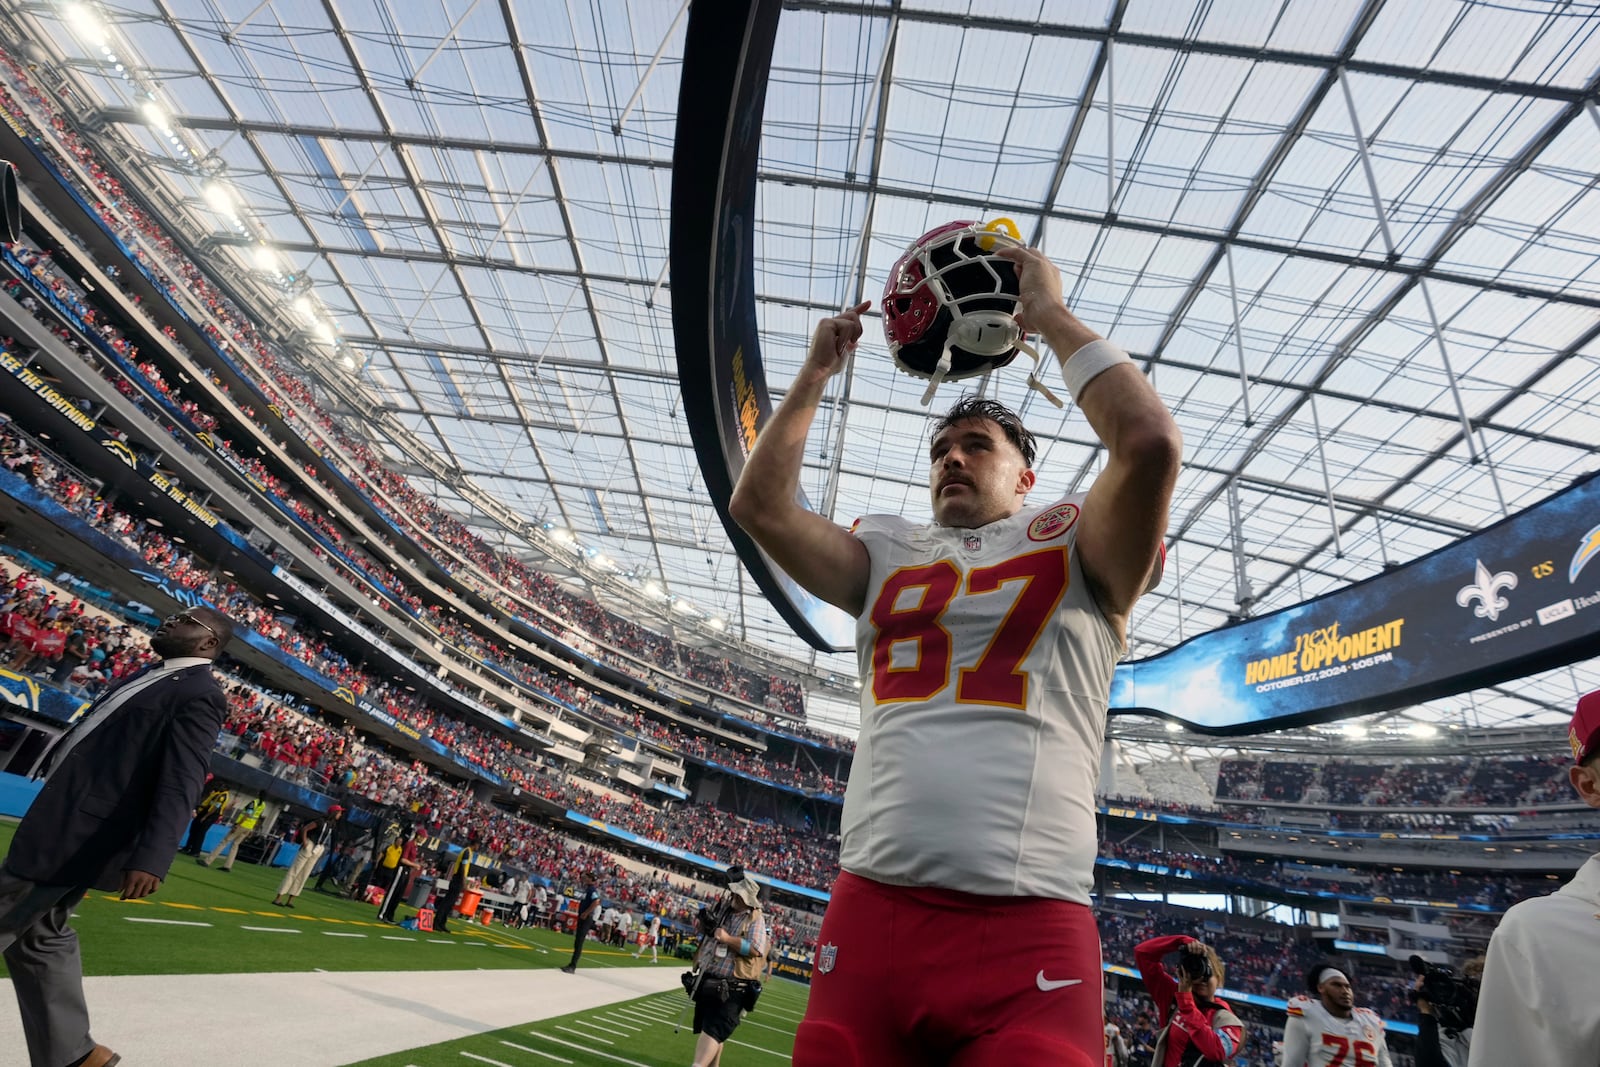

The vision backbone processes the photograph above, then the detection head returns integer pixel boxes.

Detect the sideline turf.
[0,821,661,977]
[340,978,812,1067]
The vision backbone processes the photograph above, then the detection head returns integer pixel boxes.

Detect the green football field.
[0,820,810,1065]
[343,980,810,1067]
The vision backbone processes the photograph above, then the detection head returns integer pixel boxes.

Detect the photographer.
[1469,690,1600,1066]
[1411,956,1479,1067]
[684,873,768,1067]
[1134,934,1243,1065]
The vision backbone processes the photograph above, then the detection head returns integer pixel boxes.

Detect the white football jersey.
[841,495,1123,902]
[1283,995,1392,1067]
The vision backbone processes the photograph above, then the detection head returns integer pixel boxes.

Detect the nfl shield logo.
[817,942,838,975]
[962,534,981,551]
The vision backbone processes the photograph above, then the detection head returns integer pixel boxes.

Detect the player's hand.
[801,301,871,384]
[120,869,162,900]
[995,245,1065,333]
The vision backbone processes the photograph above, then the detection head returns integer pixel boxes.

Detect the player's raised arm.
[997,247,1182,636]
[728,302,873,617]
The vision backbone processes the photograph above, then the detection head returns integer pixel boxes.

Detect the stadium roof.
[8,0,1600,738]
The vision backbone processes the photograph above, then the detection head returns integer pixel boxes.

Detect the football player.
[1282,964,1393,1067]
[732,231,1181,1067]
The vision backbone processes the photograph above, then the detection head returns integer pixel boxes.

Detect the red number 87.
[869,547,1069,708]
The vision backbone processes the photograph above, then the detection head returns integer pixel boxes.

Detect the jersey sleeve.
[1281,1001,1313,1067]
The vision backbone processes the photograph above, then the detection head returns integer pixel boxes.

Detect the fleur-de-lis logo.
[1456,559,1517,622]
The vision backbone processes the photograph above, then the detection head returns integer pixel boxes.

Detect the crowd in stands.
[1217,756,1572,809]
[1100,838,1549,909]
[0,554,152,695]
[0,237,856,793]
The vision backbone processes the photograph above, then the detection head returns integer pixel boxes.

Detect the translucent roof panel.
[9,0,1598,738]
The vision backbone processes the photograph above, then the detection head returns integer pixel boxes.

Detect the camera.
[1180,948,1214,983]
[696,864,747,935]
[1408,955,1479,1034]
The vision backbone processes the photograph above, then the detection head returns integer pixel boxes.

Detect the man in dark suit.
[560,873,602,973]
[0,606,232,1067]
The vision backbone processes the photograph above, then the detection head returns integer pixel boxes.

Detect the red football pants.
[792,871,1103,1067]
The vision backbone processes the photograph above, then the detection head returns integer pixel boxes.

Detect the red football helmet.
[881,218,1061,406]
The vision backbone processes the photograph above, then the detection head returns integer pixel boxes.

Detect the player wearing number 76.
[729,241,1181,1067]
[1282,965,1393,1067]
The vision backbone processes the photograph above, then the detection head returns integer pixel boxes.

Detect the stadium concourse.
[0,3,1598,1067]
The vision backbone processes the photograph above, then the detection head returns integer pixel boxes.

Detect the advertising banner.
[1112,474,1600,732]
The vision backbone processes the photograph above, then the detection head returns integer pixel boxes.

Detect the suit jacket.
[4,662,226,891]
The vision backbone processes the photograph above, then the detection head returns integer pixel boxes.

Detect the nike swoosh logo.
[1036,970,1083,991]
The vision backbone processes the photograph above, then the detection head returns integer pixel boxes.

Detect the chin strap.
[917,337,1064,408]
[919,341,954,406]
[1017,338,1064,408]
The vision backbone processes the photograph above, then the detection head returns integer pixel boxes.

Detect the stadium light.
[1343,723,1369,739]
[1407,722,1439,739]
[139,99,170,132]
[63,2,108,49]
[643,579,663,598]
[707,616,726,631]
[671,597,695,615]
[202,181,236,217]
[252,245,281,273]
[1164,721,1182,732]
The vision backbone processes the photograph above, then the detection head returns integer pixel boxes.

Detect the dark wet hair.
[931,394,1037,467]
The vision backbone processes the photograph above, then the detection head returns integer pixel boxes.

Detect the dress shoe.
[560,965,576,974]
[71,1045,120,1067]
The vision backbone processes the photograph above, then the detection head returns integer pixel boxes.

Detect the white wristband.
[1060,338,1133,403]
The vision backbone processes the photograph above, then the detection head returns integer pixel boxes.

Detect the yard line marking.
[210,907,247,914]
[566,1018,629,1037]
[554,1025,610,1044]
[595,1015,642,1032]
[123,917,211,927]
[251,911,281,917]
[727,1039,787,1058]
[459,1054,513,1067]
[241,926,301,934]
[610,1008,659,1024]
[498,1042,570,1063]
[323,931,367,938]
[429,938,457,944]
[314,968,328,973]
[161,901,204,909]
[383,935,416,942]
[623,1005,671,1018]
[522,1032,652,1067]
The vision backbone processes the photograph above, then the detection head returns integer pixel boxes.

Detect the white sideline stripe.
[610,1009,658,1024]
[625,1002,672,1015]
[595,1014,642,1031]
[524,1032,653,1067]
[499,1041,571,1063]
[430,938,456,944]
[240,926,300,934]
[383,935,416,941]
[728,1039,788,1058]
[323,932,367,938]
[460,1054,513,1067]
[554,1024,610,1044]
[567,1018,630,1037]
[122,917,212,927]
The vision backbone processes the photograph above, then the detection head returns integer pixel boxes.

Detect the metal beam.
[101,111,1600,312]
[781,0,1594,104]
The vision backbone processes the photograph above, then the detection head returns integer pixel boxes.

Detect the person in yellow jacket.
[180,781,231,856]
[199,795,264,872]
[434,841,477,933]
